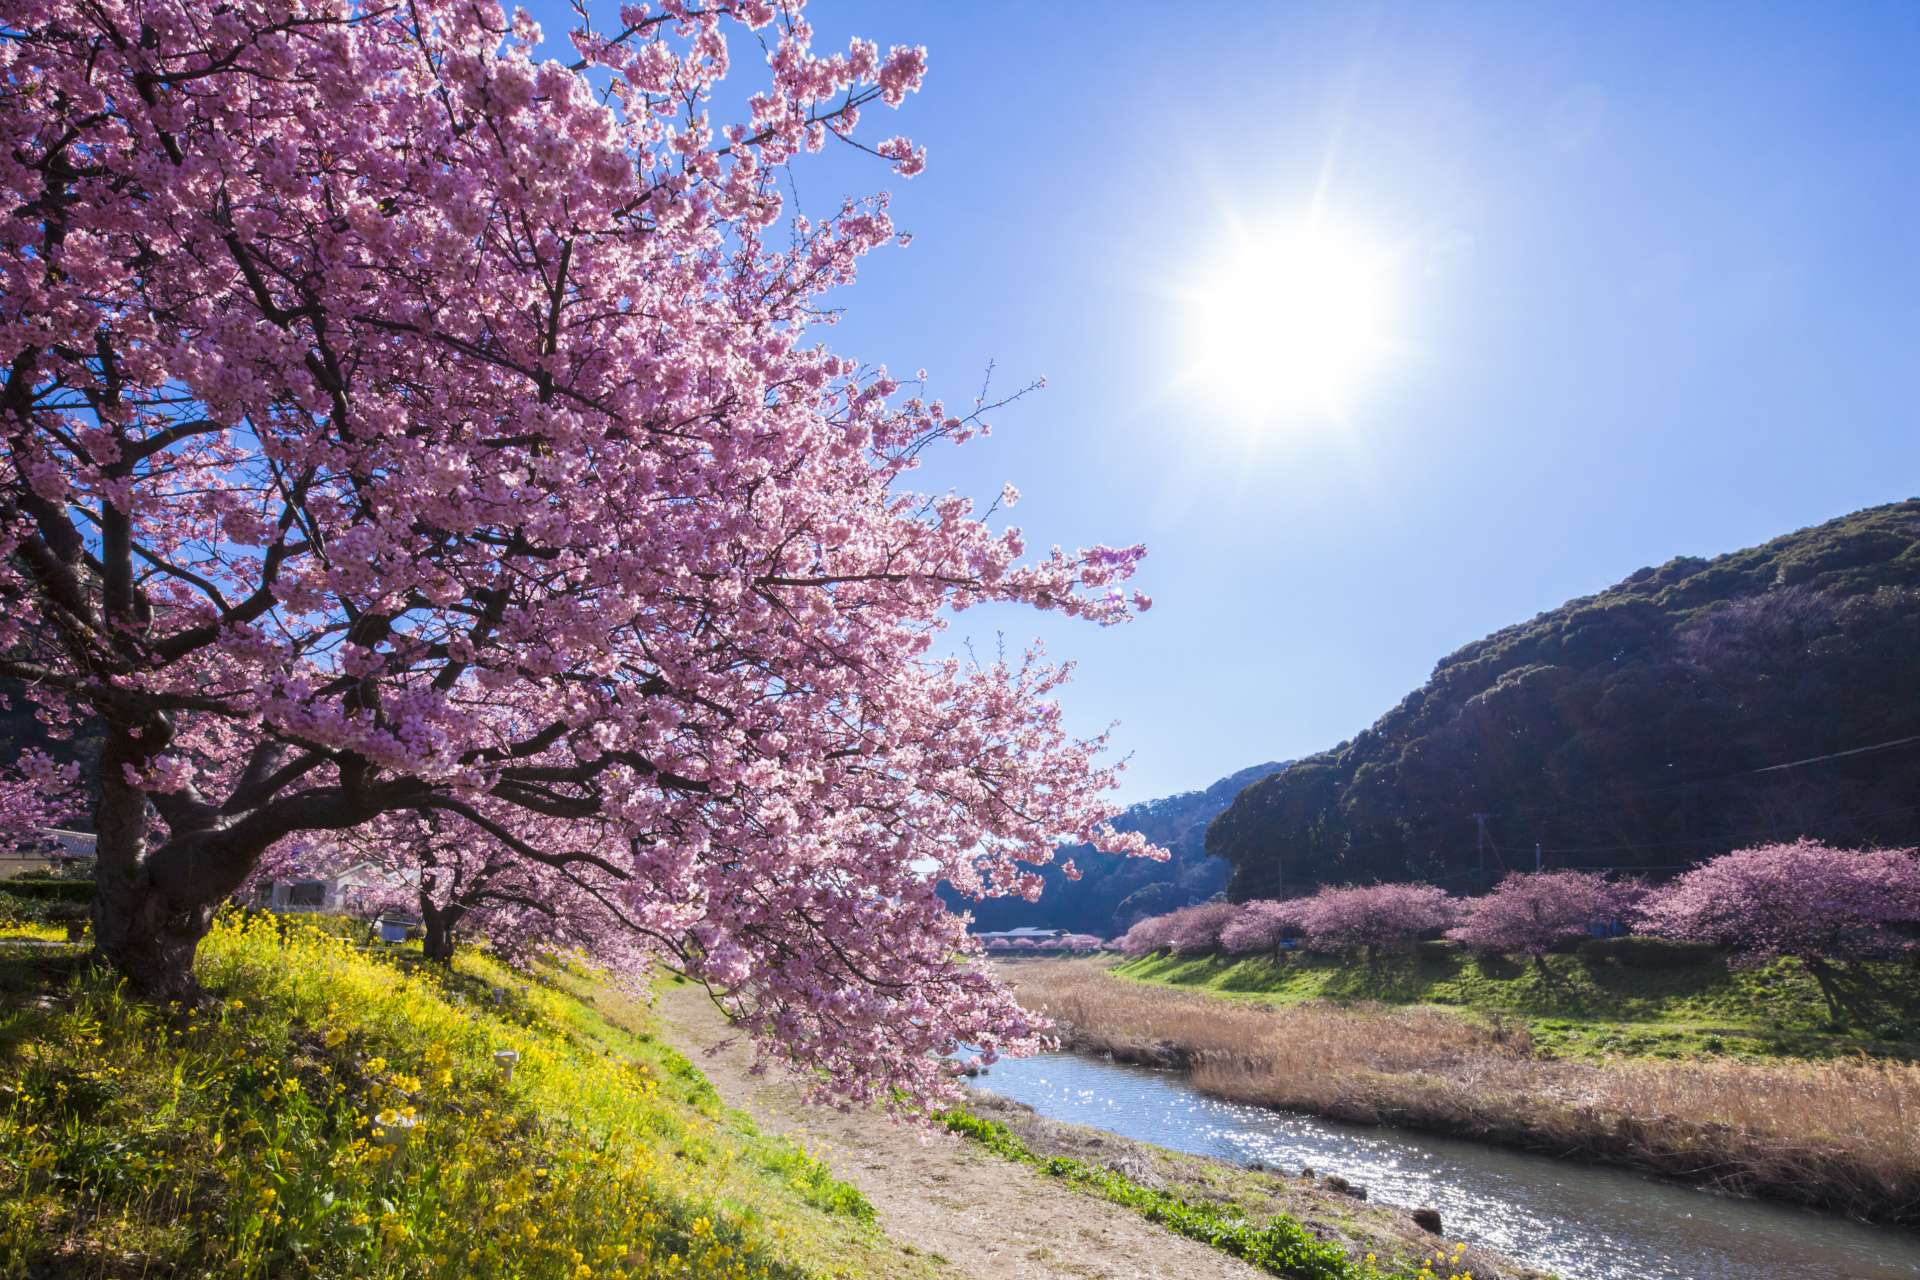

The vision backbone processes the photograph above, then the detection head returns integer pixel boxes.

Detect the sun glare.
[1182,220,1396,424]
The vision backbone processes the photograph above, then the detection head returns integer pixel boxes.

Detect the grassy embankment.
[1005,955,1920,1227]
[0,913,923,1280]
[1115,941,1920,1061]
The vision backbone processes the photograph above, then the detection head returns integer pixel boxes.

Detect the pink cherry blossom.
[1448,871,1636,962]
[1637,840,1920,1014]
[1218,898,1295,955]
[1287,883,1460,961]
[0,0,1157,1111]
[1114,901,1237,955]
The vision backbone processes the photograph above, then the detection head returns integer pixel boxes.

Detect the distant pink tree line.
[1108,842,1920,976]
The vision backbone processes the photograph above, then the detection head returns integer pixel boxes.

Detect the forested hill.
[1207,501,1920,901]
[959,761,1286,936]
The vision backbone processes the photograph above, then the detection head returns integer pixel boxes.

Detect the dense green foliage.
[1208,501,1920,899]
[0,890,87,929]
[0,916,921,1280]
[940,1108,1465,1280]
[1113,944,1920,1061]
[959,762,1285,935]
[0,878,94,903]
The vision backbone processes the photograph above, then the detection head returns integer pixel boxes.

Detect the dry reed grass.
[1004,958,1920,1225]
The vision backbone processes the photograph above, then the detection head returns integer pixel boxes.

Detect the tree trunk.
[89,733,267,1002]
[1805,956,1845,1023]
[93,874,219,1002]
[421,899,462,965]
[90,742,210,1001]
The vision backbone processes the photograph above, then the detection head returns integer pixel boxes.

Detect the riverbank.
[655,978,1521,1280]
[0,919,926,1278]
[1002,958,1920,1226]
[960,1092,1545,1280]
[1114,945,1920,1061]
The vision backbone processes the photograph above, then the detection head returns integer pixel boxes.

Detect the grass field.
[0,914,929,1280]
[1111,943,1920,1061]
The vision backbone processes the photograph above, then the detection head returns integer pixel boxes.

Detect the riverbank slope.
[1004,957,1920,1225]
[1113,944,1920,1061]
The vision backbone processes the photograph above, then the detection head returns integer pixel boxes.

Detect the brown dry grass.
[1004,958,1920,1225]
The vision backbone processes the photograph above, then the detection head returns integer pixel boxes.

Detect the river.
[968,1051,1920,1280]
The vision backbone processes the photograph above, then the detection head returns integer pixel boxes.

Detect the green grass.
[1112,945,1920,1062]
[0,914,933,1280]
[941,1108,1477,1280]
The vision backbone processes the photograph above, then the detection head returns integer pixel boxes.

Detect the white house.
[1,828,97,879]
[252,860,415,916]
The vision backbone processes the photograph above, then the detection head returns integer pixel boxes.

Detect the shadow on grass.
[0,943,90,1063]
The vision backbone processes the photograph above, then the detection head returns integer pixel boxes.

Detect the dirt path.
[652,982,1264,1280]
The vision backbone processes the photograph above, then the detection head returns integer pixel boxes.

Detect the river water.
[969,1051,1920,1280]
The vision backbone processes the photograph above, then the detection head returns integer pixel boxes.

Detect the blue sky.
[541,3,1920,802]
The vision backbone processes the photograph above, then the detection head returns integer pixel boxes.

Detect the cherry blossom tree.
[1636,840,1920,1016]
[1160,901,1238,954]
[1289,883,1459,964]
[1448,871,1635,967]
[0,0,1158,1108]
[1114,911,1178,956]
[252,807,637,966]
[1218,898,1294,956]
[1109,901,1238,955]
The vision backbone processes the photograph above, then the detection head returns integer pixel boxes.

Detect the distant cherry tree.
[1112,902,1234,956]
[1218,898,1295,956]
[252,808,637,967]
[1637,840,1920,1016]
[1114,912,1177,956]
[1289,883,1460,963]
[0,0,1158,1109]
[1448,871,1636,966]
[1164,902,1242,954]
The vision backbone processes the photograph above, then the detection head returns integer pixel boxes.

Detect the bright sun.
[1181,220,1396,424]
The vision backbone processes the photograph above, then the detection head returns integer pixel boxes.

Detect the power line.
[1253,730,1920,874]
[1479,730,1920,823]
[1528,797,1920,858]
[1749,734,1920,774]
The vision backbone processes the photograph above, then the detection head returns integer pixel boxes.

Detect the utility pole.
[1472,812,1491,886]
[1535,840,1543,873]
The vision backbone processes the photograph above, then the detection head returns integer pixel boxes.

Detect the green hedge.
[0,889,88,925]
[0,878,94,904]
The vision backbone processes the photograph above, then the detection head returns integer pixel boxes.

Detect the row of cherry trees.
[1113,842,1920,980]
[981,933,1104,954]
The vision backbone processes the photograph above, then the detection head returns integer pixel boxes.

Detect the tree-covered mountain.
[960,761,1287,936]
[1208,501,1920,900]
